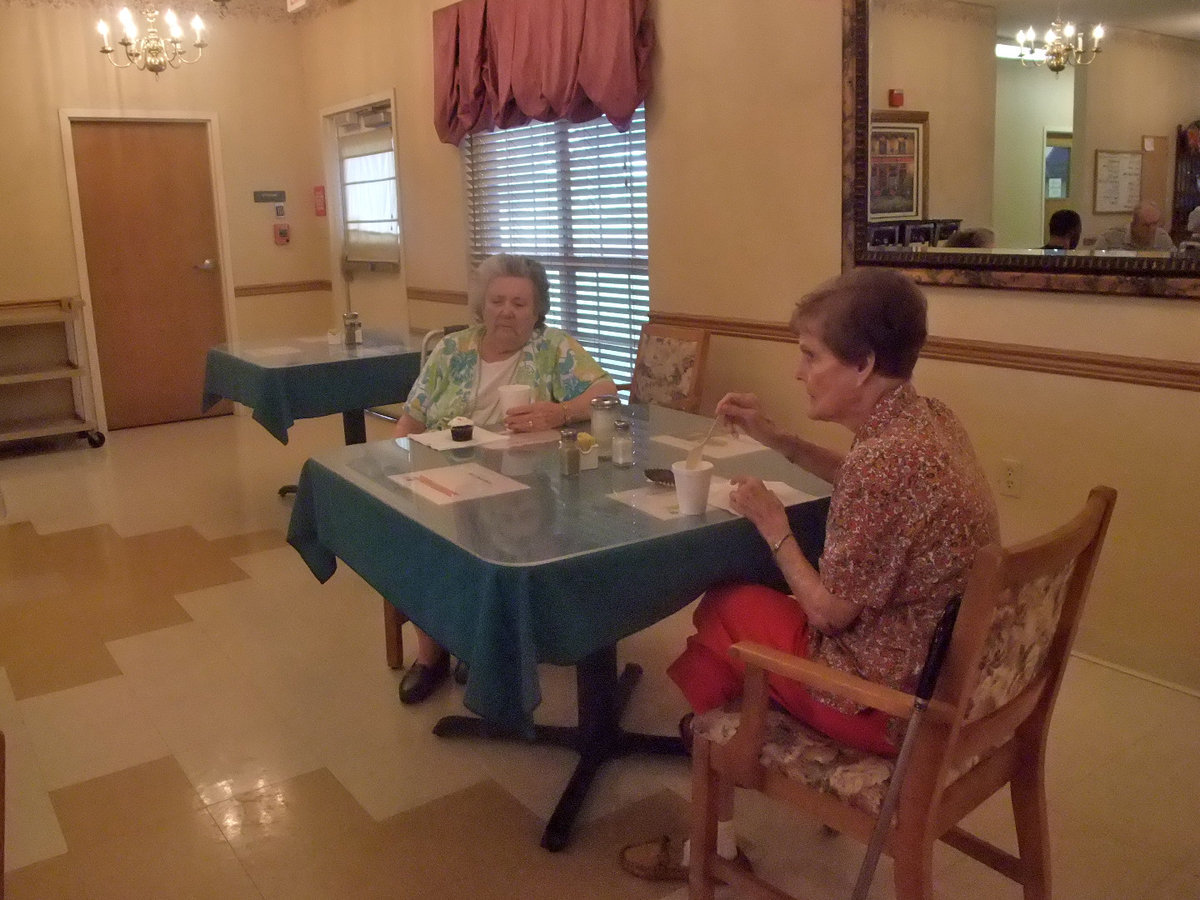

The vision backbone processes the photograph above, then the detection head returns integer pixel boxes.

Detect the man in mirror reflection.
[1094,200,1175,251]
[1043,209,1081,251]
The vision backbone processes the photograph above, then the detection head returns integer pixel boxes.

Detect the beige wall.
[870,0,995,228]
[993,60,1074,248]
[2,0,1199,692]
[0,5,334,335]
[1076,27,1200,241]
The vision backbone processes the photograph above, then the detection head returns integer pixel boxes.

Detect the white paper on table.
[607,476,734,521]
[651,432,766,458]
[405,427,508,451]
[244,346,301,359]
[490,429,561,450]
[389,462,530,505]
[708,480,819,515]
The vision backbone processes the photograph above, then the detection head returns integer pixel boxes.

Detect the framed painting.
[868,110,928,222]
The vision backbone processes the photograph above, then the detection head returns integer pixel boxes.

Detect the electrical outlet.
[1000,458,1022,498]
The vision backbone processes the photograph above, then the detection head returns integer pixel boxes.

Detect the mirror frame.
[842,0,1200,300]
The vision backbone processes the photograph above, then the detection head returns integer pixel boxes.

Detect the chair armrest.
[730,641,917,719]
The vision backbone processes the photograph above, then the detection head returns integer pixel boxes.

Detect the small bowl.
[450,424,474,442]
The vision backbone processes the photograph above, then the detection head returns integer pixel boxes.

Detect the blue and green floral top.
[404,325,611,430]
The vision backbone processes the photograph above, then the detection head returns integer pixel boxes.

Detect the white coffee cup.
[497,383,533,418]
[671,460,714,515]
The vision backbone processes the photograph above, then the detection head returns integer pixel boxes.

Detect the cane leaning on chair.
[688,485,1117,900]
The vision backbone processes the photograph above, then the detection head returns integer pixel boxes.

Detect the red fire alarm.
[888,89,905,108]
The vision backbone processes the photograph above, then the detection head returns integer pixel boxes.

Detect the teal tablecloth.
[202,334,421,443]
[287,405,830,734]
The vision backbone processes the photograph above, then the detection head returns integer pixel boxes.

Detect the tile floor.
[1,413,1197,898]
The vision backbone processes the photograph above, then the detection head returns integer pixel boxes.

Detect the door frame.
[59,108,237,433]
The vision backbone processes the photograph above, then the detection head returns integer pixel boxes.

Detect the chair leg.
[1010,754,1052,900]
[384,601,406,669]
[890,822,935,900]
[688,737,720,900]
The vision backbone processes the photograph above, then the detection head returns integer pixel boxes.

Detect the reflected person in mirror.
[621,268,999,881]
[1094,200,1175,251]
[392,253,616,704]
[943,227,994,248]
[1043,209,1082,251]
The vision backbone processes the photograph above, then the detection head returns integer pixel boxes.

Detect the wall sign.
[253,190,286,203]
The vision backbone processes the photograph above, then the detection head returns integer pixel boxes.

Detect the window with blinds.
[463,108,648,383]
[335,102,400,264]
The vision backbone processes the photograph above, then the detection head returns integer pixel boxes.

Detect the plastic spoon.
[686,418,720,469]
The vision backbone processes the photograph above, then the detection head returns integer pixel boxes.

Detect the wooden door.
[72,120,229,429]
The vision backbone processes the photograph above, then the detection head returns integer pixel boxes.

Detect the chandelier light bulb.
[1093,24,1104,41]
[97,4,213,76]
[1063,23,1076,39]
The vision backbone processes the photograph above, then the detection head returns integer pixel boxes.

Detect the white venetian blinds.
[463,108,649,383]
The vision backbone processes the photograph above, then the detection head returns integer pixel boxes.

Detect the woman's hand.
[503,401,568,433]
[715,392,778,445]
[728,475,790,545]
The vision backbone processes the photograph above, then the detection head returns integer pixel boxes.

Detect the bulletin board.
[1094,150,1142,214]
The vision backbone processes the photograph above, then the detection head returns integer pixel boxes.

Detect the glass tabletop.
[213,330,414,368]
[313,403,831,567]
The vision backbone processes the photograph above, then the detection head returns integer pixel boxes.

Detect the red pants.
[667,583,897,757]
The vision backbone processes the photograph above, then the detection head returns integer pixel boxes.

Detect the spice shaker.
[558,428,580,476]
[611,419,634,467]
[343,312,363,346]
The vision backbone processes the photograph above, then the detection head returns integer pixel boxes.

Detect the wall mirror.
[845,0,1200,299]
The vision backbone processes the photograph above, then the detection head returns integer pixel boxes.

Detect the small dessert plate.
[644,467,675,487]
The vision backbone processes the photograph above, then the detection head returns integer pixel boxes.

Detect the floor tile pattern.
[2,414,1198,898]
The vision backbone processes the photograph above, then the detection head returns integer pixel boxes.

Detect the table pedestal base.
[432,646,686,851]
[280,411,369,497]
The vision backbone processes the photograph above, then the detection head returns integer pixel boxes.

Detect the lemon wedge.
[576,431,597,452]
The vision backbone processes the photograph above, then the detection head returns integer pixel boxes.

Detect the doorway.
[70,119,230,430]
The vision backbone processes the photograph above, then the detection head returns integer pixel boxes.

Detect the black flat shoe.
[399,656,450,705]
[453,658,469,685]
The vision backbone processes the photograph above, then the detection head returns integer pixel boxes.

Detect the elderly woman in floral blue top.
[392,253,617,703]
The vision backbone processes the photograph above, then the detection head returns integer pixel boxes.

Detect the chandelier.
[96,3,227,75]
[1015,20,1104,73]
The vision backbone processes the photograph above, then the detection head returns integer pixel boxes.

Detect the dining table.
[202,331,421,447]
[287,403,831,850]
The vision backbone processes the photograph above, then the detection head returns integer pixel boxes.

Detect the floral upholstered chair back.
[629,325,709,413]
[963,559,1077,723]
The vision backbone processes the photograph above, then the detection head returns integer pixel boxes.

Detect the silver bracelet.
[770,532,796,555]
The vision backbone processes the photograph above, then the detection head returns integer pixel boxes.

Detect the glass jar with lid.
[589,394,620,451]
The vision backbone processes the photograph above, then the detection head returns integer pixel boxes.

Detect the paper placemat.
[390,463,529,505]
[404,427,508,451]
[708,480,820,515]
[609,478,818,521]
[651,432,766,459]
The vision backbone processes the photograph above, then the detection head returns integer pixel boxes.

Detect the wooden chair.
[1,730,5,898]
[688,485,1117,900]
[621,323,710,413]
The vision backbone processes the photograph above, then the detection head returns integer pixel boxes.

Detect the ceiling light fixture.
[96,2,227,75]
[1015,19,1104,73]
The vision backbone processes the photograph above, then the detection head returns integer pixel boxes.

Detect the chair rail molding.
[649,312,1200,394]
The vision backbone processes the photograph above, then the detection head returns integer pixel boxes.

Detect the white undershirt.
[473,352,523,426]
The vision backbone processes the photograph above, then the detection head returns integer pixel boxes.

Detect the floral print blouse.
[404,325,611,430]
[811,382,1000,713]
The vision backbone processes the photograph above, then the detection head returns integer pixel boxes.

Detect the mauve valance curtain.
[433,0,654,146]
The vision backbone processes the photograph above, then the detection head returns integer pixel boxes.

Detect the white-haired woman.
[392,253,617,703]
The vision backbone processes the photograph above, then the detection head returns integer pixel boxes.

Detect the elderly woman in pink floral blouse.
[622,267,999,881]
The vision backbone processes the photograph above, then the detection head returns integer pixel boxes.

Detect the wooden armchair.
[621,323,710,413]
[688,486,1117,900]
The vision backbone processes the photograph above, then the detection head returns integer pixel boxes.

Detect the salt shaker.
[589,394,620,452]
[611,419,634,467]
[342,311,363,346]
[558,428,580,476]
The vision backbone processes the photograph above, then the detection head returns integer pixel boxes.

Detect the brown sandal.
[619,835,687,881]
[619,835,752,883]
